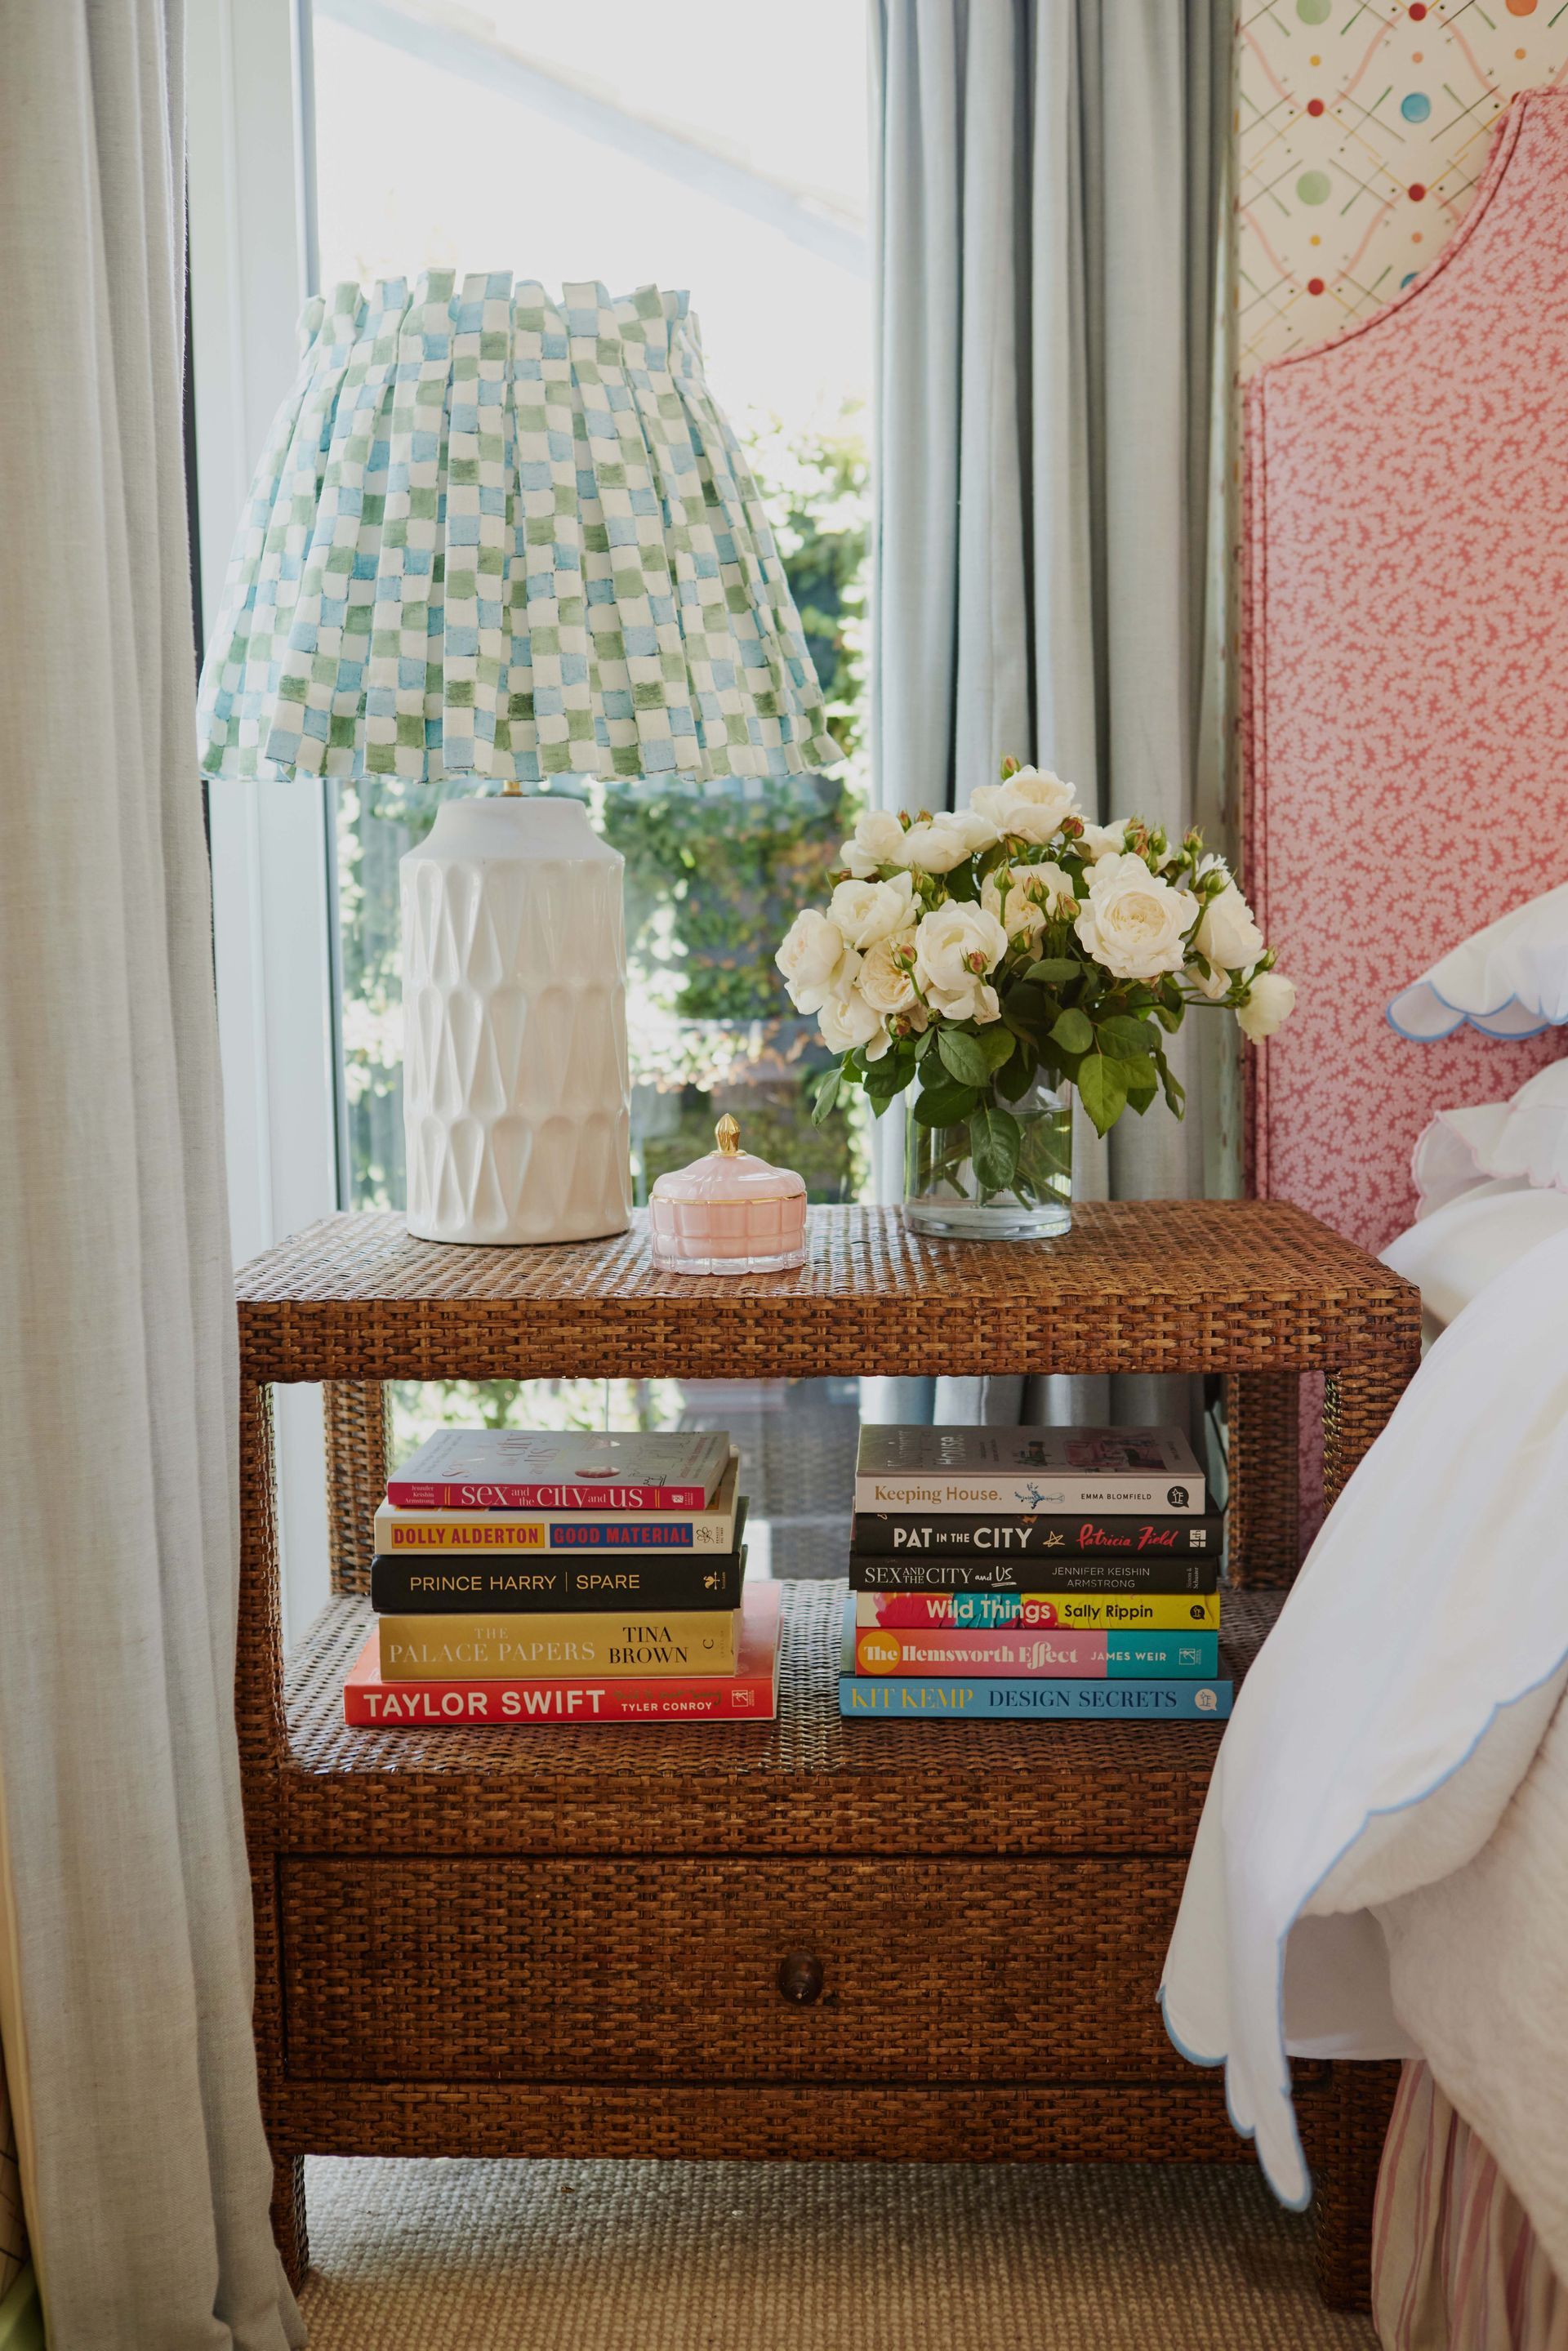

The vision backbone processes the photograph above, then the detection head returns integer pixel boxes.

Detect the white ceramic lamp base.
[400,796,631,1245]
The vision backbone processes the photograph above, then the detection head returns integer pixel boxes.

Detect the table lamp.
[197,270,836,1245]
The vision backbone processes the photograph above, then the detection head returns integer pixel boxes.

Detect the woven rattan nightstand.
[235,1200,1420,2308]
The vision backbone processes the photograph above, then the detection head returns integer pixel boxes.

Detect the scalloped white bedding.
[1160,1231,1568,2280]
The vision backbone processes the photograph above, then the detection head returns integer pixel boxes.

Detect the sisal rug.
[296,2156,1378,2349]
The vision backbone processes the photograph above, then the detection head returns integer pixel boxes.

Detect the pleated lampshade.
[196,269,838,787]
[195,270,840,1249]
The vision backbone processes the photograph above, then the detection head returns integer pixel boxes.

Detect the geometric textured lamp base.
[400,795,631,1245]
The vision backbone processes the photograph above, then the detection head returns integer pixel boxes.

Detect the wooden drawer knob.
[777,1950,825,2006]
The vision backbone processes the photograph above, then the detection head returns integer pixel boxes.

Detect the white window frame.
[189,0,338,1646]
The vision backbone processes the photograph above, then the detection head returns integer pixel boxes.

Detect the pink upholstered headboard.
[1243,91,1568,1257]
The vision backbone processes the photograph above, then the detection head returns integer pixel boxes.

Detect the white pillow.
[1387,879,1568,1040]
[1382,1178,1568,1336]
[1412,1060,1568,1217]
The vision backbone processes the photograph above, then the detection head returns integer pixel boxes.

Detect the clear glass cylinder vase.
[903,1073,1073,1240]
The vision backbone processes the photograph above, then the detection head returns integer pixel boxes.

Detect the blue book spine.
[838,1675,1234,1721]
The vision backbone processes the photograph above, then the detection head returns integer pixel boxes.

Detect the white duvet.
[1160,1227,1568,2267]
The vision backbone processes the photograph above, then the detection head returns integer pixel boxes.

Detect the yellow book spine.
[376,1610,739,1679]
[853,1592,1220,1632]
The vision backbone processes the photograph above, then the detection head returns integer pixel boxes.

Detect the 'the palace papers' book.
[345,1583,782,1725]
[853,1426,1205,1516]
[386,1427,731,1512]
[377,1607,741,1680]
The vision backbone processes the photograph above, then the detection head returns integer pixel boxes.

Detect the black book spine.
[370,1550,746,1614]
[851,1511,1223,1560]
[849,1552,1219,1596]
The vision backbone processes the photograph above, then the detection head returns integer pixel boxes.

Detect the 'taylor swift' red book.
[385,1427,730,1512]
[344,1580,782,1725]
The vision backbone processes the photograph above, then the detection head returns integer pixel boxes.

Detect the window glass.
[312,0,873,1512]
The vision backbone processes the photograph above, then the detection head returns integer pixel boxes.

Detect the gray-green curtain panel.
[0,4,301,2344]
[870,0,1230,1214]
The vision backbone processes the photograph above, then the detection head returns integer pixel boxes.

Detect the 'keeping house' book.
[853,1425,1205,1516]
[386,1427,731,1512]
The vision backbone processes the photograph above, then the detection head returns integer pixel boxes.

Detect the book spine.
[838,1676,1233,1721]
[849,1553,1218,1596]
[853,1475,1204,1515]
[853,1627,1220,1678]
[373,1515,737,1552]
[347,1670,776,1725]
[856,1592,1220,1632]
[851,1512,1220,1559]
[385,1479,709,1512]
[371,1552,746,1614]
[377,1610,738,1680]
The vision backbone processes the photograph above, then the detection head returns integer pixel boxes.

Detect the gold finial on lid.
[715,1114,741,1157]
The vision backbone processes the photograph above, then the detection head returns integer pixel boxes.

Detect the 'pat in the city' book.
[850,1510,1221,1559]
[375,1456,742,1553]
[853,1426,1205,1516]
[855,1589,1219,1632]
[377,1607,741,1680]
[345,1581,782,1725]
[370,1535,748,1614]
[385,1427,730,1512]
[853,1624,1219,1678]
[837,1601,1231,1721]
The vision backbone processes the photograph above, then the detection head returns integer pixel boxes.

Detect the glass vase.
[903,1073,1073,1241]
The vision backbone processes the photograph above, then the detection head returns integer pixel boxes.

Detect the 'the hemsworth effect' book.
[853,1425,1205,1516]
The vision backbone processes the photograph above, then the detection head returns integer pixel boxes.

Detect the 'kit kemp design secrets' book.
[853,1426,1205,1516]
[386,1427,731,1512]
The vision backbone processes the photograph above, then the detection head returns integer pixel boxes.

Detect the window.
[190,0,875,1633]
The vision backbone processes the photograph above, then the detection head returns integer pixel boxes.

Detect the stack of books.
[342,1430,782,1725]
[840,1425,1231,1721]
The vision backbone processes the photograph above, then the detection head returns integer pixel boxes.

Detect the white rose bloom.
[1073,853,1196,982]
[774,908,853,1013]
[946,804,1002,853]
[971,768,1078,846]
[858,928,920,1016]
[1189,960,1232,1003]
[927,977,1001,1026]
[902,817,974,873]
[1236,969,1296,1042]
[818,975,891,1060]
[981,860,1075,944]
[1194,880,1265,974]
[838,807,910,879]
[827,870,916,951]
[1079,819,1128,862]
[914,902,1009,1003]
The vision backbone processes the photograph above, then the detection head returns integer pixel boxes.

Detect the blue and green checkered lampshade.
[196,271,839,787]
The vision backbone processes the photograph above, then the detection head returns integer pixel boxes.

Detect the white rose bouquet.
[774,756,1294,1202]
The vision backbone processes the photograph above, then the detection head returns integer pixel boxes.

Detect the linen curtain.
[0,5,301,2345]
[869,0,1232,1423]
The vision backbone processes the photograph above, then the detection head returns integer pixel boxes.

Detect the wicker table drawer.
[281,1853,1194,2084]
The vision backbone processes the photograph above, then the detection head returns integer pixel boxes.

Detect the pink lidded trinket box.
[648,1116,808,1276]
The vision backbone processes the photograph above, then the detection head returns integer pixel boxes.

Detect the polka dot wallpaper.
[1236,0,1568,377]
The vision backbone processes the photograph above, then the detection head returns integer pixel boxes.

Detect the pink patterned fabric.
[1374,2060,1568,2350]
[1242,91,1568,1258]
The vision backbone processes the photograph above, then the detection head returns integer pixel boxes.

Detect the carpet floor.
[296,2156,1379,2349]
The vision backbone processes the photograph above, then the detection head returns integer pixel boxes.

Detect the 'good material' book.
[386,1427,731,1512]
[853,1426,1205,1516]
[345,1581,782,1725]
